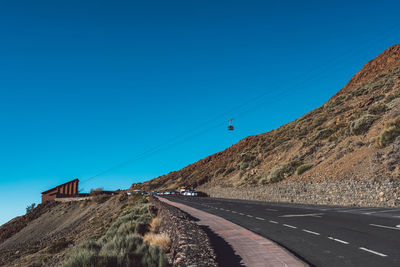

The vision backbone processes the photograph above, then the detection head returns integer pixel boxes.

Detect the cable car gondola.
[228,118,234,131]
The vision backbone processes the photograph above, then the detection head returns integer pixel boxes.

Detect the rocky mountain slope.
[137,44,400,206]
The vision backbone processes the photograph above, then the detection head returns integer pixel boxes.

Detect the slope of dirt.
[0,195,124,266]
[136,44,400,206]
[0,201,59,245]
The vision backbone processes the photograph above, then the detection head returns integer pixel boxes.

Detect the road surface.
[163,196,400,267]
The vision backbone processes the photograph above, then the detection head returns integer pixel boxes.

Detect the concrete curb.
[159,197,307,267]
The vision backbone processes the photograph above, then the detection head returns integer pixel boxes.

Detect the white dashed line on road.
[269,220,279,224]
[246,215,253,218]
[339,208,377,213]
[302,229,320,236]
[283,224,297,229]
[232,211,237,213]
[328,237,349,244]
[369,223,400,231]
[359,247,387,257]
[266,208,278,211]
[255,217,265,221]
[239,213,245,215]
[364,209,400,215]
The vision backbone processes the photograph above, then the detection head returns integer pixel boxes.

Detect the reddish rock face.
[334,44,400,97]
[41,179,79,202]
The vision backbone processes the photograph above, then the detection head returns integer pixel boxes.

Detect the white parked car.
[183,191,198,196]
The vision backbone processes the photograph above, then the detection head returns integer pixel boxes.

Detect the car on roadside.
[183,191,198,196]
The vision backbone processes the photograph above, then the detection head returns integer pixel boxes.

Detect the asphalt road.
[163,196,400,267]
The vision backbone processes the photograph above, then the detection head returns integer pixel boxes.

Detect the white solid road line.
[363,209,400,215]
[302,229,320,236]
[269,220,279,224]
[256,217,265,221]
[359,247,388,257]
[328,237,349,244]
[369,223,400,231]
[283,224,297,229]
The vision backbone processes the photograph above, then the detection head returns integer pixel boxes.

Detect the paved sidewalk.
[159,197,307,267]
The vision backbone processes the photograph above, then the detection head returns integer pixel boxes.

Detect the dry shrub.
[296,163,313,175]
[149,217,162,233]
[143,233,170,252]
[259,160,302,184]
[377,115,400,147]
[368,103,387,115]
[313,128,334,140]
[91,194,110,204]
[350,114,378,135]
[48,238,71,253]
[90,188,104,195]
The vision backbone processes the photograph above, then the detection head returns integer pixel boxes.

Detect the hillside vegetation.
[0,195,169,267]
[137,44,400,207]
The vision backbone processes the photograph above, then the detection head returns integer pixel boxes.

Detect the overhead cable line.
[81,24,400,184]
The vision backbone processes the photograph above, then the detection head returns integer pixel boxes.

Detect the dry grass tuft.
[143,233,171,252]
[149,217,162,233]
[377,115,400,147]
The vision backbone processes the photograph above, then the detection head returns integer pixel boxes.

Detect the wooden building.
[41,179,79,202]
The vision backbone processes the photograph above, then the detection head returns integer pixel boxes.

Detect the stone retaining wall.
[151,197,217,267]
[200,179,400,207]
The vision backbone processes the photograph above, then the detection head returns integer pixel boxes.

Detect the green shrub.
[138,245,168,267]
[387,98,400,110]
[63,248,98,267]
[63,200,167,267]
[224,166,236,175]
[377,115,400,147]
[314,128,334,140]
[26,203,36,214]
[368,104,387,115]
[240,152,256,162]
[296,163,313,175]
[350,114,379,135]
[240,162,249,170]
[260,161,302,184]
[214,168,225,177]
[79,240,102,252]
[351,85,368,96]
[373,94,385,102]
[385,90,400,103]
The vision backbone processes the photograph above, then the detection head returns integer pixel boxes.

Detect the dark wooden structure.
[41,179,79,202]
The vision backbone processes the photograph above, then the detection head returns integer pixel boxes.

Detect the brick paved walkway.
[159,197,307,267]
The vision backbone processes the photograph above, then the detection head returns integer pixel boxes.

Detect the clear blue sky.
[0,0,399,225]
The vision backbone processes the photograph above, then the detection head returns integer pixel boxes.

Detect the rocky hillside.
[137,44,400,206]
[0,195,217,266]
